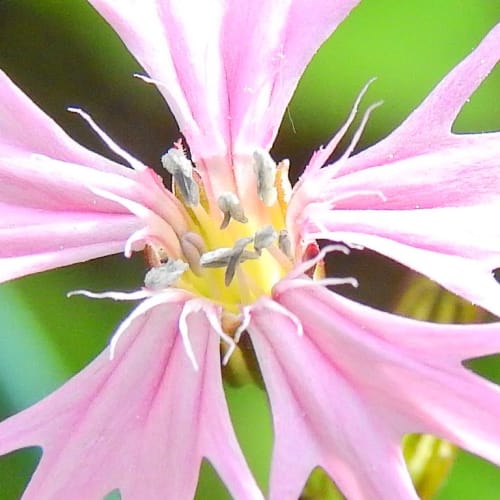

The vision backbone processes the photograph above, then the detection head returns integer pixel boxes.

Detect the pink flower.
[0,2,499,499]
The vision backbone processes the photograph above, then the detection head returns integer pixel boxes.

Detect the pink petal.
[0,70,133,175]
[289,23,500,315]
[299,208,500,316]
[0,71,185,282]
[0,295,261,499]
[344,23,500,172]
[248,296,417,499]
[86,0,361,193]
[248,281,500,498]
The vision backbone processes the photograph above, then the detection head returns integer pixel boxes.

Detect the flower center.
[144,146,295,313]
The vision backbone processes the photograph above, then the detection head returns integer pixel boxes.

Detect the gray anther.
[254,225,277,253]
[161,148,199,206]
[218,192,248,229]
[144,259,189,290]
[253,148,278,206]
[278,229,293,259]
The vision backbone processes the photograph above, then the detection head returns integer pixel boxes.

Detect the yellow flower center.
[145,148,295,314]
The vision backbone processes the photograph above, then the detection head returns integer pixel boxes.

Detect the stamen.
[180,232,206,275]
[144,259,189,289]
[217,192,248,229]
[199,235,266,286]
[225,237,254,286]
[253,148,278,206]
[200,242,258,269]
[254,225,277,253]
[161,148,199,206]
[200,247,236,268]
[278,229,293,259]
[181,231,206,253]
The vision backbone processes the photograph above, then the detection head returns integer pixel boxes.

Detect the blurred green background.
[0,0,499,498]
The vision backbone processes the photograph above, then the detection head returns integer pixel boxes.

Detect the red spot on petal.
[303,242,320,262]
[302,242,322,278]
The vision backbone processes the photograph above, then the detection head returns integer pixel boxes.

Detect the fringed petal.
[343,23,500,171]
[289,23,500,316]
[248,296,417,500]
[0,295,261,499]
[247,281,500,499]
[0,71,185,282]
[87,0,361,195]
